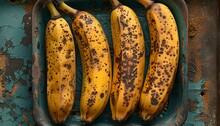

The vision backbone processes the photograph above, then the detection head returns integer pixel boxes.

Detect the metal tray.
[32,0,188,125]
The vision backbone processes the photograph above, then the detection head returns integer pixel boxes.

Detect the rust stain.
[7,0,36,13]
[21,0,36,13]
[32,54,40,84]
[22,4,33,14]
[0,54,8,100]
[187,0,218,125]
[10,83,18,96]
[201,80,216,126]
[188,16,202,82]
[22,114,29,122]
[6,83,19,100]
[195,112,208,123]
[0,77,5,101]
[189,99,199,112]
[201,80,208,108]
[195,106,215,126]
[6,58,24,79]
[0,54,8,69]
[188,16,200,39]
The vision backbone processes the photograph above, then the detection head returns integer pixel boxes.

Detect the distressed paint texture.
[0,1,34,125]
[185,0,218,125]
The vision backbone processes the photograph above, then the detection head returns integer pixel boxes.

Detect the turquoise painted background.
[0,1,34,125]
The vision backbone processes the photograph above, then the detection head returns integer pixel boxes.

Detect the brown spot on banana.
[64,64,71,70]
[100,93,104,98]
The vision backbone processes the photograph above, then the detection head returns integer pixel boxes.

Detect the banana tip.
[140,112,154,121]
[115,115,127,122]
[81,119,93,125]
[52,119,65,125]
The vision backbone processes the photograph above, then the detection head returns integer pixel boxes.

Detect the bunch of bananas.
[44,0,179,124]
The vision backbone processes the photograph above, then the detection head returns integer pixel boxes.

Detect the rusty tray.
[31,0,188,125]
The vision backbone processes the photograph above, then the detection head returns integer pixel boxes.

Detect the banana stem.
[137,0,154,8]
[47,1,61,19]
[53,0,78,19]
[110,0,121,9]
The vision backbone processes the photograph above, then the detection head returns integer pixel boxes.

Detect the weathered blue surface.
[184,79,206,126]
[0,0,34,125]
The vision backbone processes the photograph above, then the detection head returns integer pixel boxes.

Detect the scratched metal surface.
[183,0,219,126]
[0,0,218,126]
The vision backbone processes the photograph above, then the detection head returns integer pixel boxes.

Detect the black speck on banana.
[137,0,179,121]
[110,0,145,122]
[53,0,112,124]
[45,1,76,123]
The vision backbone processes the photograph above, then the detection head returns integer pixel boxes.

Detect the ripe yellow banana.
[54,0,112,123]
[45,1,75,123]
[137,0,179,121]
[110,0,145,122]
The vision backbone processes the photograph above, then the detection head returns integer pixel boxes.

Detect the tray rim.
[31,0,189,125]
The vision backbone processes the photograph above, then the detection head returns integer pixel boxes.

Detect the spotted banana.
[45,1,75,123]
[54,0,112,123]
[137,0,179,121]
[110,0,145,122]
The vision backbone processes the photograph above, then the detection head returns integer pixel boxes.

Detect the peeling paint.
[22,114,29,123]
[0,0,34,125]
[6,58,24,79]
[186,0,218,126]
[21,13,32,47]
[0,54,8,101]
[10,83,18,95]
[187,79,206,125]
[189,99,199,112]
[21,0,36,13]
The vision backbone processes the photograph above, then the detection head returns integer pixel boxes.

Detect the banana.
[137,0,179,121]
[110,0,145,122]
[45,1,75,123]
[54,0,112,123]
